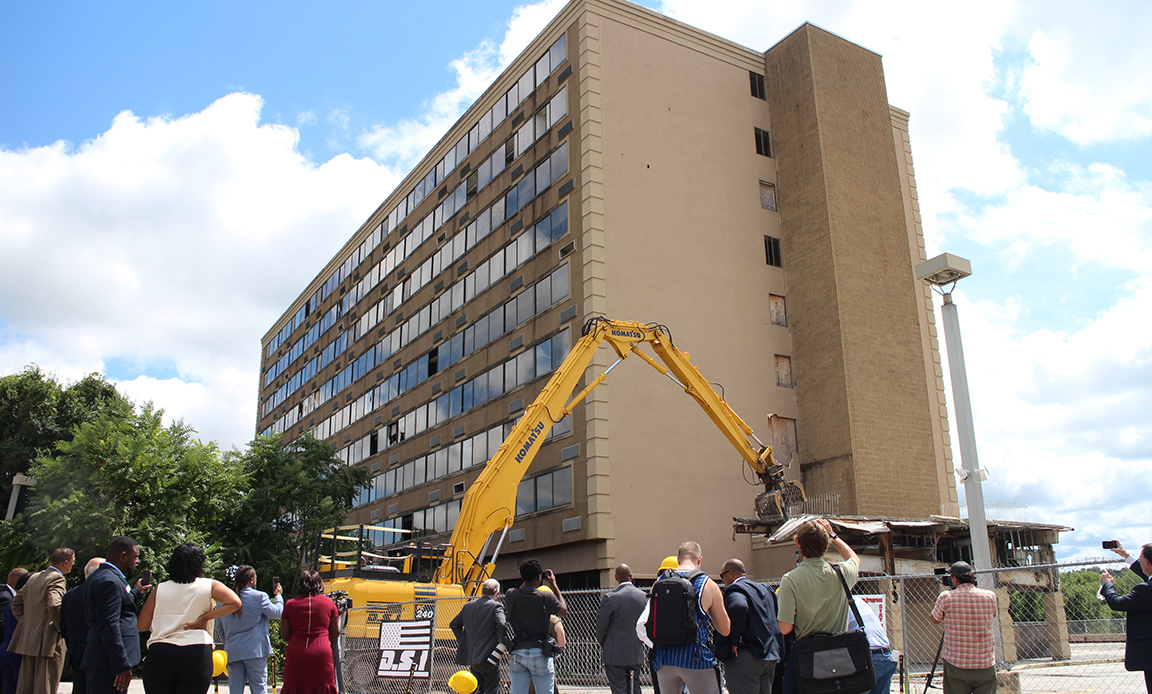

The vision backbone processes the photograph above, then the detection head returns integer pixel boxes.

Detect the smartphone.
[142,570,152,587]
[1103,540,1120,549]
[272,576,280,589]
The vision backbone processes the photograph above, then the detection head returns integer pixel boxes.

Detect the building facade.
[257,0,958,585]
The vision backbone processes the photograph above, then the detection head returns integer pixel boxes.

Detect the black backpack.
[646,569,706,646]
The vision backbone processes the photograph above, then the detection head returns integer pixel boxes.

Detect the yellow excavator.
[317,317,804,657]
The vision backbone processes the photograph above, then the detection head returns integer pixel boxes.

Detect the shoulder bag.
[791,564,876,694]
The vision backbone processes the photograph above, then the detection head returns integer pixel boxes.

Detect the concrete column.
[996,588,1017,663]
[1044,591,1072,660]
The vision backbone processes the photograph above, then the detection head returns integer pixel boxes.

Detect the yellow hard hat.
[212,650,228,678]
[659,556,678,572]
[538,585,553,594]
[449,670,478,694]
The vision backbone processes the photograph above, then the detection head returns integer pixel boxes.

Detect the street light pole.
[914,254,993,580]
[939,291,994,584]
[916,252,1002,662]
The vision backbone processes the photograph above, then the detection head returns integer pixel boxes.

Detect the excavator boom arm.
[436,318,800,591]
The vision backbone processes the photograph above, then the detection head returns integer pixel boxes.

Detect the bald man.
[450,579,507,694]
[596,564,647,694]
[0,571,28,617]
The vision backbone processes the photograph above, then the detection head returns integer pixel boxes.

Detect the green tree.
[215,433,370,592]
[0,366,125,501]
[23,401,245,580]
[1060,567,1141,622]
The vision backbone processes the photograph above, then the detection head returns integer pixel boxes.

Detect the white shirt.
[147,578,215,647]
[846,597,889,650]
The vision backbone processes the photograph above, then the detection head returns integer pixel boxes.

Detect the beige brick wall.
[764,24,944,518]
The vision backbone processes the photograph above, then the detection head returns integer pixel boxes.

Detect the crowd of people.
[4,525,1150,694]
[453,519,1002,694]
[0,537,343,694]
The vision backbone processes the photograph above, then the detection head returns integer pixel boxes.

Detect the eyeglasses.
[720,570,734,579]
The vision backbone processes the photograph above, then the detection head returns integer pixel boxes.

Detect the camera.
[327,590,352,611]
[1103,540,1120,550]
[934,567,952,588]
[487,642,509,666]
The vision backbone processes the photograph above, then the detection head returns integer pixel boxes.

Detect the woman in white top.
[139,544,241,694]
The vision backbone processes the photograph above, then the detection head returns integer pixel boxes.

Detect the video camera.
[934,567,953,588]
[327,589,353,611]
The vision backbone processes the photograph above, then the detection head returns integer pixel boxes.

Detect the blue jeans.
[509,648,554,694]
[869,650,897,694]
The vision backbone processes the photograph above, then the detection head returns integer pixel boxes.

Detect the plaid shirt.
[931,583,997,669]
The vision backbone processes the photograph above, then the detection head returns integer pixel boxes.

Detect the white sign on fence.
[376,619,435,678]
[857,594,886,629]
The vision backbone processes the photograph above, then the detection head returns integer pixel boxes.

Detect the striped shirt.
[931,583,997,669]
[652,572,715,670]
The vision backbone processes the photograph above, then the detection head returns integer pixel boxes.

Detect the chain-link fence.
[334,560,1142,694]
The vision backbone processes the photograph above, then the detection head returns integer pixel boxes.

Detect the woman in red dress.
[280,571,341,694]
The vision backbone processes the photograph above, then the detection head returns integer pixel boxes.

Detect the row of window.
[353,416,572,509]
[267,250,567,438]
[366,143,569,336]
[516,466,573,516]
[261,205,570,435]
[378,35,567,251]
[265,91,567,390]
[336,328,572,467]
[265,33,567,361]
[366,459,573,538]
[361,464,572,537]
[379,498,461,538]
[261,139,570,417]
[304,267,571,452]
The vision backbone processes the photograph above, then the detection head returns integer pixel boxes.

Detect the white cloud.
[950,275,1152,560]
[942,163,1152,273]
[1016,6,1152,145]
[0,92,396,449]
[357,0,567,171]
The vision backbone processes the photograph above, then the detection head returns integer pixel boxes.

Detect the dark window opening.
[750,71,766,100]
[765,236,782,268]
[755,128,772,157]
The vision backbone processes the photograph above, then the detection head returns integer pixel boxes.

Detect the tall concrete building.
[257,0,957,585]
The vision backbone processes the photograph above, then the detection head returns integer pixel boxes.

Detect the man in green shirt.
[776,518,860,694]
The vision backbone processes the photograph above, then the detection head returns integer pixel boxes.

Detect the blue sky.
[2,0,1150,562]
[0,2,526,161]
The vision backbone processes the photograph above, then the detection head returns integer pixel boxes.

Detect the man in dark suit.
[1103,541,1152,693]
[450,579,507,694]
[9,548,74,694]
[60,558,103,694]
[0,571,27,617]
[595,564,647,694]
[81,538,146,694]
[715,559,781,694]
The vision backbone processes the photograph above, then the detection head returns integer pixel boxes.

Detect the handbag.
[791,564,876,694]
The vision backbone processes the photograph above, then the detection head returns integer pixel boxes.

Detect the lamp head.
[915,253,972,287]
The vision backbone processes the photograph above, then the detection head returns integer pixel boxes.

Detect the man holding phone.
[1102,540,1152,692]
[503,560,567,694]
